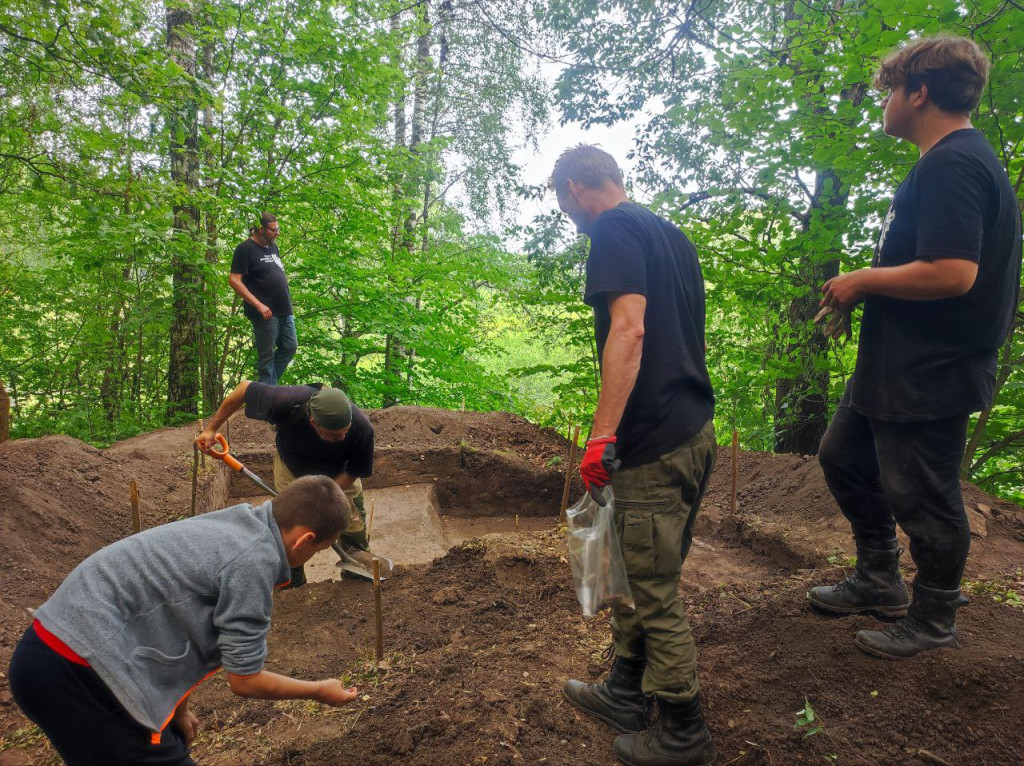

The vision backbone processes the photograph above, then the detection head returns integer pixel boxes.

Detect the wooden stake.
[130,480,141,534]
[196,419,205,469]
[372,559,384,663]
[458,397,467,468]
[190,444,199,518]
[560,425,582,523]
[0,379,10,444]
[730,429,739,514]
[515,514,519,532]
[367,498,376,540]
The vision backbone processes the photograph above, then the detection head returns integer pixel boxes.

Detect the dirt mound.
[700,449,1024,580]
[226,407,581,517]
[2,410,1023,765]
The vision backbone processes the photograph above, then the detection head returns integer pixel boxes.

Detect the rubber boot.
[613,697,716,766]
[854,582,962,659]
[807,539,909,617]
[563,655,652,734]
[282,565,307,590]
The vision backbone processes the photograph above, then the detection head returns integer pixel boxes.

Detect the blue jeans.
[250,314,297,385]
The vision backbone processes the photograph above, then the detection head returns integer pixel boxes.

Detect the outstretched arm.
[196,381,252,451]
[227,671,358,707]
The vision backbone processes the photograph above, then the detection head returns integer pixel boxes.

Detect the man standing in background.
[230,213,297,385]
[553,145,717,766]
[810,36,1022,659]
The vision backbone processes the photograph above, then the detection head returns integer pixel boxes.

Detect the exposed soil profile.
[1,407,1022,765]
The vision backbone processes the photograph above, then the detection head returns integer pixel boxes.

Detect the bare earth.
[1,407,1022,765]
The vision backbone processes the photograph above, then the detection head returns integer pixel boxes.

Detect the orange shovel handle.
[208,433,243,472]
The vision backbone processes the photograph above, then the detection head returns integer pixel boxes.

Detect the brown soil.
[1,409,1023,766]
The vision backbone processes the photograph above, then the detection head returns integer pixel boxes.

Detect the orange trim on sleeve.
[33,620,90,667]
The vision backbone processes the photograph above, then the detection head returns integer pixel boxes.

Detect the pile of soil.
[1,408,1023,766]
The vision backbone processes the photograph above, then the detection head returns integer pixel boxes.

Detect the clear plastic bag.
[566,488,635,617]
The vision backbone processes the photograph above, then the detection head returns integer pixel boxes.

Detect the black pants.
[818,405,971,591]
[8,627,195,766]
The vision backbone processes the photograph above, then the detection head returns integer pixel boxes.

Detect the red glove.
[580,436,619,495]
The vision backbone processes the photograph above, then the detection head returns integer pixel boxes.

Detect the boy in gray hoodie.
[9,474,358,766]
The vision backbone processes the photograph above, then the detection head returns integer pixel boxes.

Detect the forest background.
[0,0,1021,502]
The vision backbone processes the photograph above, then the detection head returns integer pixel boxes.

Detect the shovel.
[206,433,387,581]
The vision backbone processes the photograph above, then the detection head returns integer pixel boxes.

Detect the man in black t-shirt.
[551,146,717,766]
[230,213,297,385]
[810,37,1022,660]
[197,380,381,587]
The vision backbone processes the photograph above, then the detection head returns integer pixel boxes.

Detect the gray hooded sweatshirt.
[34,501,291,736]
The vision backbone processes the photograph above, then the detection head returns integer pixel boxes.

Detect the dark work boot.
[613,697,716,766]
[854,582,962,659]
[807,539,909,617]
[282,565,307,590]
[563,655,652,734]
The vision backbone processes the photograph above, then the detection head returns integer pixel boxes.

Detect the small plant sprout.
[794,697,823,738]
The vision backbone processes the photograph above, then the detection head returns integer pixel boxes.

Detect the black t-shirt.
[584,202,715,468]
[850,129,1022,421]
[243,382,374,479]
[231,238,293,321]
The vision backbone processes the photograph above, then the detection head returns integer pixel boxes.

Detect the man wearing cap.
[196,380,377,587]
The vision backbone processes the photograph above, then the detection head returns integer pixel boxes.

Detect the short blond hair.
[874,36,990,114]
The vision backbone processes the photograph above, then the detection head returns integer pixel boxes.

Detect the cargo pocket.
[619,499,687,581]
[651,500,686,577]
[620,506,657,580]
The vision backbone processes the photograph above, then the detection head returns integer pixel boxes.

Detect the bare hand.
[820,271,867,312]
[316,679,359,707]
[813,306,852,341]
[194,428,217,453]
[172,707,200,747]
[257,303,273,320]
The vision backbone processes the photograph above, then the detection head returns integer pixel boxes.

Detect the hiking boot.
[613,697,716,766]
[282,565,307,590]
[563,654,652,734]
[807,539,909,617]
[854,582,962,660]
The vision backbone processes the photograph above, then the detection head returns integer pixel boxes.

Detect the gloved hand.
[580,436,621,503]
[813,305,852,341]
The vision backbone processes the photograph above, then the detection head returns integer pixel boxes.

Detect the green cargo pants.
[273,453,369,551]
[610,418,716,703]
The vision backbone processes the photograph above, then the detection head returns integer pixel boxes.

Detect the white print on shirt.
[873,204,896,266]
[258,252,284,272]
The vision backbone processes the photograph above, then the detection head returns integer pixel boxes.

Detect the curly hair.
[874,36,990,114]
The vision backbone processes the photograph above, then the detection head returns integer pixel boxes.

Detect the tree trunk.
[772,3,853,454]
[199,33,223,411]
[773,174,842,455]
[166,0,202,420]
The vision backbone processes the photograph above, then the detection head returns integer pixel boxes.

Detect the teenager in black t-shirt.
[809,37,1022,661]
[229,213,297,385]
[551,145,717,766]
[196,380,380,586]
